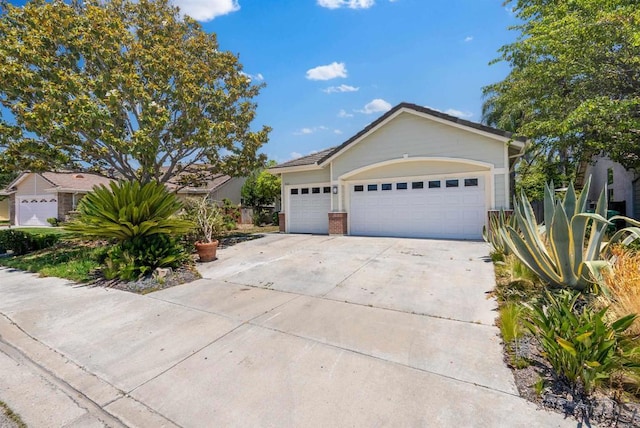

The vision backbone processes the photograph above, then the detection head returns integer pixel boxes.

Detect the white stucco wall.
[585,157,636,216]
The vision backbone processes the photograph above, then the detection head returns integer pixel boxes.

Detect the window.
[312,187,320,194]
[412,181,424,189]
[428,180,441,189]
[323,187,331,193]
[607,168,614,185]
[368,184,378,191]
[301,188,309,194]
[464,178,478,187]
[291,188,298,195]
[446,179,459,188]
[354,185,364,192]
[396,182,408,190]
[381,183,392,191]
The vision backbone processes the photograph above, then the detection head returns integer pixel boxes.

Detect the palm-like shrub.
[65,180,193,241]
[65,180,193,281]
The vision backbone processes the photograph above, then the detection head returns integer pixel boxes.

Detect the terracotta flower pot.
[195,240,218,262]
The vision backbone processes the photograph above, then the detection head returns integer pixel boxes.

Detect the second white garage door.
[349,176,486,239]
[18,196,58,226]
[288,185,331,234]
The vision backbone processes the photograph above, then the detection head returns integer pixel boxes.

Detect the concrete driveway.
[0,234,575,427]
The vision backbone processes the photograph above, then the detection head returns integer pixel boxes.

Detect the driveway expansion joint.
[248,321,521,398]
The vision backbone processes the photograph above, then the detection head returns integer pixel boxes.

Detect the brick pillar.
[278,212,285,233]
[328,212,348,235]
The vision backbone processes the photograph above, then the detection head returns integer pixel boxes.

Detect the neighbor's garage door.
[18,196,58,226]
[288,185,331,234]
[349,176,486,239]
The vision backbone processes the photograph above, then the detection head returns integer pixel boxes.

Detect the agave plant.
[65,180,194,241]
[483,209,516,255]
[500,177,615,291]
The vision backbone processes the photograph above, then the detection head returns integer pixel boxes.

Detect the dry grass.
[603,246,640,336]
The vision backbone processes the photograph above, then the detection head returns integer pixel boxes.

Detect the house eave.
[268,164,323,175]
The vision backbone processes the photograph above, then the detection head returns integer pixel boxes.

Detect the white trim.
[504,146,511,210]
[320,107,524,166]
[338,157,494,181]
[330,162,334,211]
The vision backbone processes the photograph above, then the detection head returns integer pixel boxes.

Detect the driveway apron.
[0,234,575,427]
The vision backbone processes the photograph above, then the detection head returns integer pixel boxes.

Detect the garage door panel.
[288,187,331,234]
[18,196,58,226]
[350,176,486,239]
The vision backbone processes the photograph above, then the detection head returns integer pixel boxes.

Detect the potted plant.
[184,197,225,262]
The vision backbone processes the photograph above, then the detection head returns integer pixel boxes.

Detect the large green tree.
[483,0,640,179]
[241,161,281,208]
[0,0,269,185]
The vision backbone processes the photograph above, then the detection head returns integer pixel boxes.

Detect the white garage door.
[288,185,331,234]
[349,176,486,239]
[18,196,58,226]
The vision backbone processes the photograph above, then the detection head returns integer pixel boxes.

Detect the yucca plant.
[500,177,616,291]
[65,180,193,241]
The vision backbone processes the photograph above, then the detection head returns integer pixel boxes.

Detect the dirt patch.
[508,336,640,427]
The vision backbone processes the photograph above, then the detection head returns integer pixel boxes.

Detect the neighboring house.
[583,156,640,220]
[169,174,246,206]
[0,197,9,222]
[269,102,526,240]
[1,172,113,226]
[1,171,246,227]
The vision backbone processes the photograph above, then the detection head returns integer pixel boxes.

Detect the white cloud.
[317,0,375,9]
[240,71,264,82]
[306,62,348,81]
[293,126,329,135]
[444,108,473,119]
[338,109,354,118]
[357,98,392,114]
[464,36,473,42]
[172,0,240,21]
[290,152,303,159]
[323,84,359,94]
[334,129,343,134]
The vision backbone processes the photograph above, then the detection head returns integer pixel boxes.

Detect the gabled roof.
[1,171,113,194]
[270,148,335,170]
[167,174,233,194]
[270,102,527,171]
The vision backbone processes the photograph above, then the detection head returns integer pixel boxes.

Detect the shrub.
[526,290,639,395]
[102,234,188,281]
[602,246,640,336]
[65,180,193,241]
[253,208,271,226]
[221,198,240,230]
[0,230,59,255]
[46,217,59,227]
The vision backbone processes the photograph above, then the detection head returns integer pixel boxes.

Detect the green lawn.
[13,227,70,235]
[0,242,107,282]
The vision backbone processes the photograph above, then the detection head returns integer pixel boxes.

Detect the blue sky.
[5,0,519,165]
[184,0,519,163]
